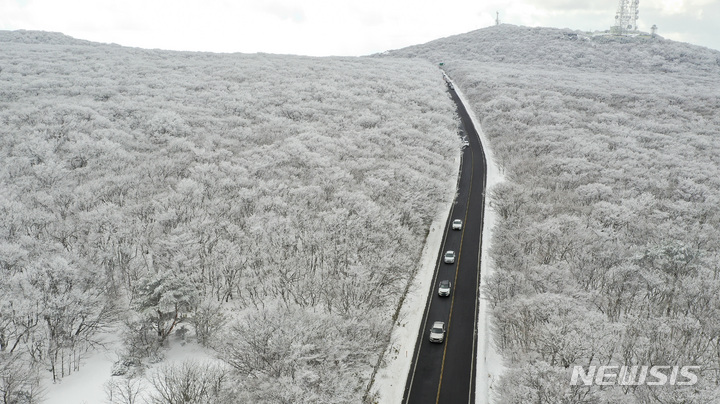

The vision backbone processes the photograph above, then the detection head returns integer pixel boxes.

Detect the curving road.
[403,78,488,404]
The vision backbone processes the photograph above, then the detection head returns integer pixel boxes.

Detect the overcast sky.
[2,0,719,55]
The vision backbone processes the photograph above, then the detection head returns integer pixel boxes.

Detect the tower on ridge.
[612,0,639,35]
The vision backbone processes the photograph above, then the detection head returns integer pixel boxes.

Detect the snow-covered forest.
[4,24,720,404]
[0,30,460,403]
[387,24,720,403]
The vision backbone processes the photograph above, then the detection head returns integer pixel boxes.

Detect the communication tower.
[612,0,639,35]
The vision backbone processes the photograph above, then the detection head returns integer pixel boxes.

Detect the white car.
[438,280,452,297]
[429,321,446,343]
[452,219,462,230]
[444,250,455,264]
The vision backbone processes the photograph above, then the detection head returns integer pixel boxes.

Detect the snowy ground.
[40,334,120,404]
[41,334,219,404]
[371,80,505,404]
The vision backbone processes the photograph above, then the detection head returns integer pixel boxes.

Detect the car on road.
[429,321,446,343]
[443,250,455,264]
[452,219,462,230]
[438,280,452,297]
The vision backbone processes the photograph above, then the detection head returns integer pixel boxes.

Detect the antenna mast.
[495,11,500,26]
[613,0,639,35]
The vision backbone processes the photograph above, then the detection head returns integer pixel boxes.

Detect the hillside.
[0,30,460,403]
[386,24,720,403]
[383,24,720,74]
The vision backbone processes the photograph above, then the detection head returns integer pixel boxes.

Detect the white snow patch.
[40,331,221,404]
[41,334,121,404]
[158,339,219,366]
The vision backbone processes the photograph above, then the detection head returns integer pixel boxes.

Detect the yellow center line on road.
[435,139,475,404]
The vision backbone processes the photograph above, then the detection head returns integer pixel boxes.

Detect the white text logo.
[570,365,700,386]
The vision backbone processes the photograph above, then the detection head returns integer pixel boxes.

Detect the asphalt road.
[403,79,487,404]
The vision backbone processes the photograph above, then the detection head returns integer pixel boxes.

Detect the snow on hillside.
[0,31,462,403]
[383,23,720,74]
[0,29,98,46]
[7,23,718,404]
[386,24,720,403]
